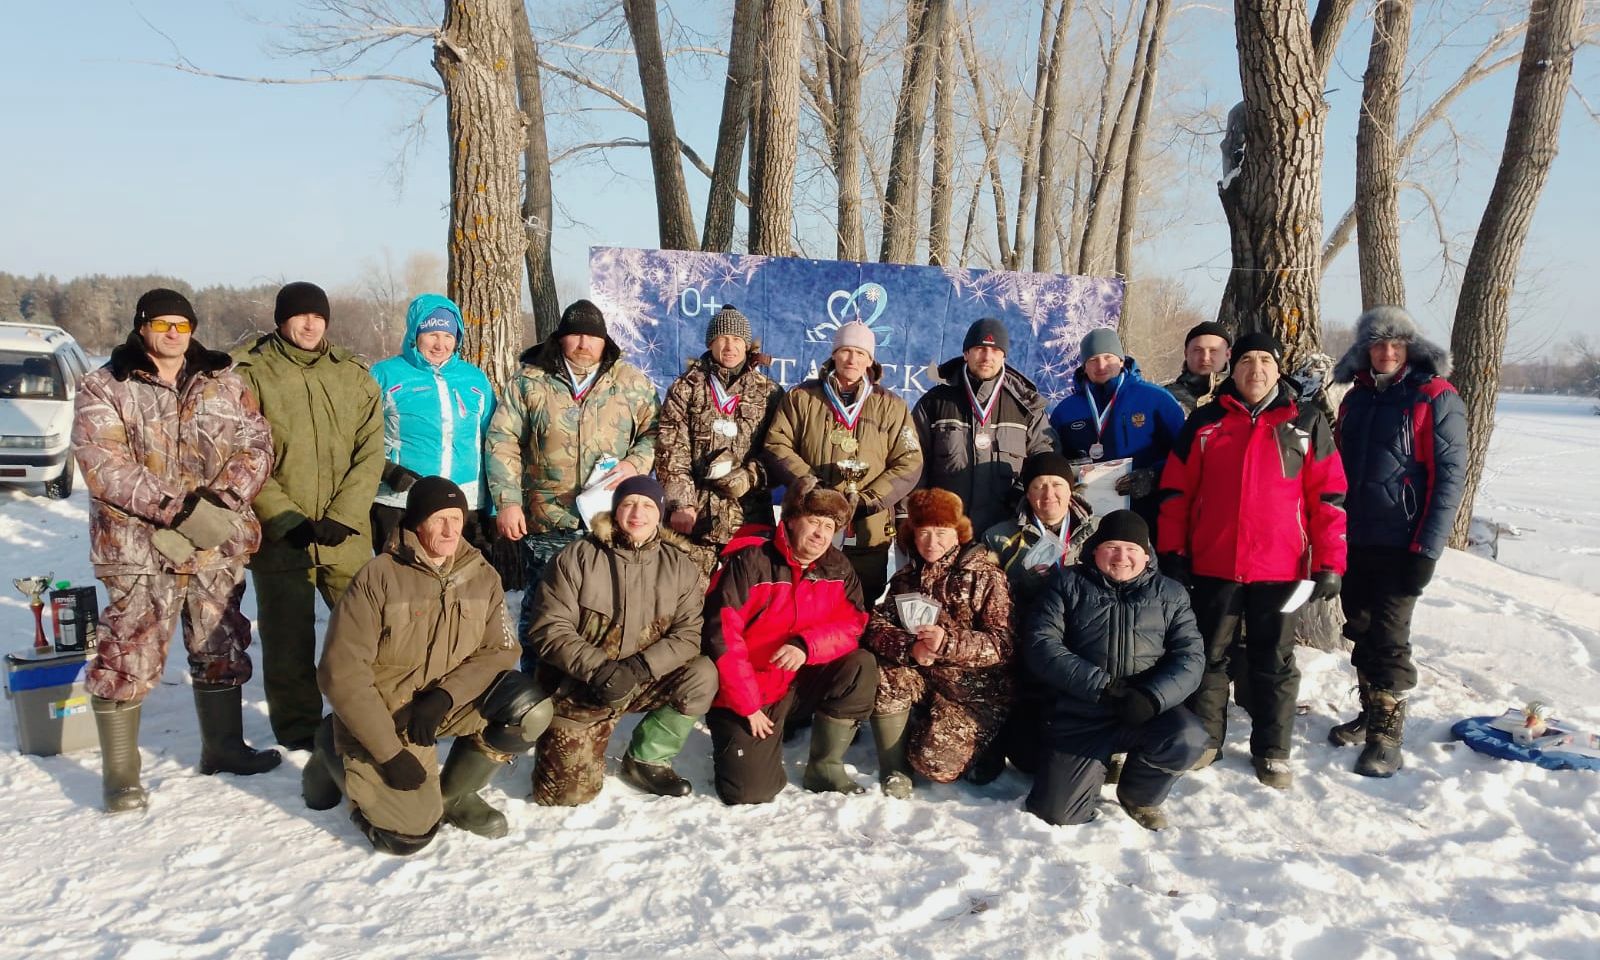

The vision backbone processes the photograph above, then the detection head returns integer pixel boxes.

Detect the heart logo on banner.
[808,282,892,345]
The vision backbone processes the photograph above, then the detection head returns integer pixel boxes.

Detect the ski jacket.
[1157,380,1348,582]
[369,295,495,509]
[1048,357,1185,472]
[703,522,868,716]
[982,494,1098,604]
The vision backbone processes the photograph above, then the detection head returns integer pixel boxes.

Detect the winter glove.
[709,464,755,500]
[283,520,316,550]
[1397,553,1438,595]
[173,493,237,551]
[1110,686,1161,727]
[150,528,197,565]
[1158,553,1190,586]
[383,461,423,493]
[394,687,454,748]
[311,517,357,547]
[853,496,883,521]
[377,750,428,792]
[1309,570,1342,602]
[589,656,652,707]
[1114,467,1157,500]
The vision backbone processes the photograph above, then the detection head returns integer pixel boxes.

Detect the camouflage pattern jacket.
[657,355,784,546]
[73,338,274,577]
[863,542,1014,705]
[486,337,660,534]
[982,494,1098,605]
[319,530,518,764]
[1164,369,1226,415]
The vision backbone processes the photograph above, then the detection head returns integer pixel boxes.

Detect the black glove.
[853,497,883,521]
[1158,553,1190,585]
[1114,467,1157,500]
[377,750,428,791]
[1111,686,1160,726]
[1309,570,1342,602]
[311,517,357,546]
[1397,553,1438,595]
[283,520,316,550]
[383,461,423,493]
[589,656,652,707]
[395,687,454,747]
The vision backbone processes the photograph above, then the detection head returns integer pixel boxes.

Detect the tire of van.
[43,461,73,500]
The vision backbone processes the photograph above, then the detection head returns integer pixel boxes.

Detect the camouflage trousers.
[875,664,1011,784]
[532,657,717,807]
[336,700,493,837]
[517,529,584,672]
[87,567,253,702]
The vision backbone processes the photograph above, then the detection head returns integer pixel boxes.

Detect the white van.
[0,322,93,499]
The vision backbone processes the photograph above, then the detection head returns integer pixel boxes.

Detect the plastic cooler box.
[4,648,96,756]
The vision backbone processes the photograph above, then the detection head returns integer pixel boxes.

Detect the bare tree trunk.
[928,10,957,265]
[1113,0,1173,294]
[702,0,762,252]
[1449,0,1583,548]
[1031,0,1080,273]
[822,0,866,261]
[434,0,525,390]
[1310,0,1359,79]
[749,0,803,255]
[509,1,558,340]
[1079,0,1156,276]
[1008,1,1059,271]
[879,0,949,264]
[622,0,698,250]
[956,21,1012,268]
[1355,0,1412,309]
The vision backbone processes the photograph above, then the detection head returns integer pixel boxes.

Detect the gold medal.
[833,430,859,454]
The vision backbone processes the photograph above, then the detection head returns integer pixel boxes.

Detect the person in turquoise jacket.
[369,294,496,552]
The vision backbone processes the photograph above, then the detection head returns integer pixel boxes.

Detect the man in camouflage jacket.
[73,288,280,812]
[658,305,784,582]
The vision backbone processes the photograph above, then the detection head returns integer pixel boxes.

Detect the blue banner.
[588,247,1122,406]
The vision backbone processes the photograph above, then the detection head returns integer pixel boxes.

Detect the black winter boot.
[194,682,283,776]
[301,716,344,811]
[1328,673,1373,747]
[440,738,510,839]
[352,808,438,856]
[92,696,148,813]
[870,711,913,799]
[1355,691,1407,778]
[803,715,866,795]
[964,737,1006,786]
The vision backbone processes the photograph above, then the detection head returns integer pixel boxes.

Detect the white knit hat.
[832,321,877,360]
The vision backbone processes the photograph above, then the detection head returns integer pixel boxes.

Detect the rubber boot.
[352,808,438,857]
[870,711,913,799]
[1355,691,1406,778]
[194,682,283,776]
[440,738,510,838]
[1116,788,1168,831]
[92,696,148,813]
[1104,753,1126,785]
[301,715,344,811]
[620,706,696,798]
[1328,673,1373,747]
[803,714,866,795]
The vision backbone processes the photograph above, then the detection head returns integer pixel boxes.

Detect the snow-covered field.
[0,394,1596,959]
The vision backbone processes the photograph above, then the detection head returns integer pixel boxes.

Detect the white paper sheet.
[575,455,620,529]
[894,592,941,629]
[1279,579,1316,614]
[1074,457,1132,516]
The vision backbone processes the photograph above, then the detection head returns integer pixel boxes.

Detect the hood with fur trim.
[1334,305,1452,383]
[584,510,692,555]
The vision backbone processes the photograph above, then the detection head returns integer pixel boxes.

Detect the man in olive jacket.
[311,478,554,856]
[233,281,385,750]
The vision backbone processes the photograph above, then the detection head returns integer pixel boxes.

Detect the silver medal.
[1089,442,1105,461]
[712,418,738,438]
[972,431,993,452]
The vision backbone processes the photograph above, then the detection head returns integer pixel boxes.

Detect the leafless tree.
[509,1,560,338]
[879,0,949,264]
[702,0,762,252]
[750,0,804,255]
[1355,0,1413,310]
[622,0,699,250]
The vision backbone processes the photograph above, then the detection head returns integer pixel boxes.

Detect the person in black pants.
[1022,511,1206,830]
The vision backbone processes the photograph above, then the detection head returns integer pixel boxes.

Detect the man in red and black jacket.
[703,478,879,804]
[1157,332,1348,790]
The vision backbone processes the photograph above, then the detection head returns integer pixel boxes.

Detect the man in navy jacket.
[1330,305,1467,778]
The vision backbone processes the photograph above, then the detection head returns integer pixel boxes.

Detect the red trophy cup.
[13,574,55,653]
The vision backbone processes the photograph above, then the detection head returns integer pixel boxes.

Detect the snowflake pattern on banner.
[589,246,1121,406]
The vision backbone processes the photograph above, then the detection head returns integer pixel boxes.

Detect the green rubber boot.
[92,696,148,813]
[803,714,866,795]
[870,711,913,799]
[301,716,344,811]
[621,707,697,797]
[440,738,509,839]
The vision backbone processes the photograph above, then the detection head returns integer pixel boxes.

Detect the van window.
[0,350,68,401]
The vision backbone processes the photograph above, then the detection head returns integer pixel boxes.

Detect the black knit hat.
[963,317,1010,354]
[1184,321,1232,347]
[1021,451,1076,489]
[402,476,468,530]
[275,281,331,326]
[556,299,608,340]
[133,288,197,331]
[706,304,754,348]
[1083,509,1151,555]
[613,475,666,515]
[1232,330,1283,366]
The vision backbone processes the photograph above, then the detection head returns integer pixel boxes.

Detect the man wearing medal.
[657,305,785,581]
[764,321,923,608]
[1048,328,1185,533]
[913,317,1056,534]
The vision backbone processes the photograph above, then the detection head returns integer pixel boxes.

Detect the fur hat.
[900,488,973,545]
[1333,305,1453,382]
[781,477,851,529]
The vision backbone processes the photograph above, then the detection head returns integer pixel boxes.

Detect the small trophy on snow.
[835,458,869,497]
[13,573,55,653]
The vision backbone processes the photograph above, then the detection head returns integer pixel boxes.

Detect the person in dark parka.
[1022,510,1206,830]
[1328,305,1467,778]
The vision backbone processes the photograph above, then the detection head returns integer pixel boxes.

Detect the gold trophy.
[13,573,55,653]
[835,458,869,497]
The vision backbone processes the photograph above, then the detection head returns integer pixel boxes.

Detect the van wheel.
[43,463,73,499]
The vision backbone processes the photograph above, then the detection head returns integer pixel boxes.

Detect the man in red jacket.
[703,478,879,804]
[1156,332,1347,789]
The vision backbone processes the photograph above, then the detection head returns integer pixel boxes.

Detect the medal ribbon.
[822,375,872,430]
[566,362,599,402]
[1034,515,1072,564]
[708,374,740,415]
[964,369,1006,427]
[1083,372,1125,442]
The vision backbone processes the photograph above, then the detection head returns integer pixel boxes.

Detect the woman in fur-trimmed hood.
[861,488,1015,796]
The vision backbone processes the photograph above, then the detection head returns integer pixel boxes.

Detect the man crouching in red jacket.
[704,478,879,804]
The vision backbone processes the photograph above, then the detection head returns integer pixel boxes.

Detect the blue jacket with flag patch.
[1047,357,1185,473]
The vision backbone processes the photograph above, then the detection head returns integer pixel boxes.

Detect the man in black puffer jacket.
[1022,510,1206,830]
[1330,305,1467,778]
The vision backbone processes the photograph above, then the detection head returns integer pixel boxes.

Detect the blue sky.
[4,2,1595,356]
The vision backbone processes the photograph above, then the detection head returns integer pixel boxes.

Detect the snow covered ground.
[0,395,1596,959]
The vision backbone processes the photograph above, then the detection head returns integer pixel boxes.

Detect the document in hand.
[894,592,941,629]
[575,455,621,529]
[1074,457,1131,516]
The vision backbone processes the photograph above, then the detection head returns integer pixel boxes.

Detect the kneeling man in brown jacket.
[307,477,554,855]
